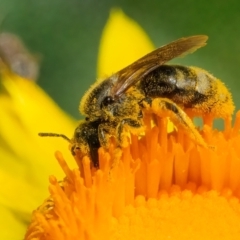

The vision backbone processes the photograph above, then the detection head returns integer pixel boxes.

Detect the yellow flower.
[24,9,240,240]
[0,44,76,238]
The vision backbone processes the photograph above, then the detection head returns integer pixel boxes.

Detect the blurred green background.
[1,0,240,119]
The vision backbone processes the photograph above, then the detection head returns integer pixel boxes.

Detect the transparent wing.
[111,35,208,97]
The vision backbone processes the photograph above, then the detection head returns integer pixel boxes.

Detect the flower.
[0,36,76,238]
[25,9,240,240]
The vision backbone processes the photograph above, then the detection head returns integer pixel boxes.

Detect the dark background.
[1,0,239,119]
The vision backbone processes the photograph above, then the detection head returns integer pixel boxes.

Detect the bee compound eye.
[101,96,115,108]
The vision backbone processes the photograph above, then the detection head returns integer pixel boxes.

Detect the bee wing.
[111,35,208,97]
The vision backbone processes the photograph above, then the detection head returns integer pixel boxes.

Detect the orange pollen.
[25,111,240,240]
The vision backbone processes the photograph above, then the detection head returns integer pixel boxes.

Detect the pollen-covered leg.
[148,97,208,148]
[116,118,143,147]
[98,123,114,148]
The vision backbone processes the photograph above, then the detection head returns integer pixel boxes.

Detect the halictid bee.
[39,35,234,168]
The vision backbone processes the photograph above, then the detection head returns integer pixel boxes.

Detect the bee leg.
[116,118,142,147]
[138,97,152,108]
[98,123,114,148]
[70,144,80,156]
[152,98,208,148]
[98,122,123,170]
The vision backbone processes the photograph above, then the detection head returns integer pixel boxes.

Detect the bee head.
[79,76,118,121]
[72,120,101,168]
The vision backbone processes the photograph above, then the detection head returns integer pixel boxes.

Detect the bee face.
[71,120,101,168]
[39,35,234,168]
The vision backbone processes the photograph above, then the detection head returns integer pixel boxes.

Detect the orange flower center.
[25,112,240,240]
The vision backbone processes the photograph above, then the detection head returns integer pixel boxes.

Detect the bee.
[39,35,234,168]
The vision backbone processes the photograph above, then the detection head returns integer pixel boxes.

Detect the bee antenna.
[38,132,71,142]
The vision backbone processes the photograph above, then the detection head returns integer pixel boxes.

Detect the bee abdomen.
[140,65,200,103]
[139,65,234,117]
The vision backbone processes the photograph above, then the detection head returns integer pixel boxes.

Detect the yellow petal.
[1,69,76,173]
[0,205,28,239]
[0,67,77,237]
[97,8,155,78]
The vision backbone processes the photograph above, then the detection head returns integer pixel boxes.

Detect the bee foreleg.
[116,118,142,147]
[138,97,153,109]
[152,98,208,148]
[70,144,80,156]
[98,123,114,148]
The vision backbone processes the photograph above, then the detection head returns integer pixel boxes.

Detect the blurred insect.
[39,35,234,167]
[0,32,39,80]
